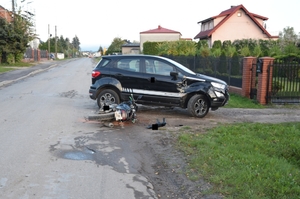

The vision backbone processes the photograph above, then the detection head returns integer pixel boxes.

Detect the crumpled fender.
[182,81,210,95]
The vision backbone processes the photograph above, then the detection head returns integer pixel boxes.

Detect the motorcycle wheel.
[87,112,115,121]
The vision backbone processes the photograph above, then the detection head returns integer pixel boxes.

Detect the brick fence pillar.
[241,57,256,98]
[257,57,274,105]
[37,50,41,61]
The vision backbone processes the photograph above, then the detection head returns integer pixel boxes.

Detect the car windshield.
[160,56,196,75]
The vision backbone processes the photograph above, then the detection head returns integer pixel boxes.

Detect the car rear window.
[96,58,110,68]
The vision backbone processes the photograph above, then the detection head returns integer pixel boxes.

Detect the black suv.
[89,55,229,118]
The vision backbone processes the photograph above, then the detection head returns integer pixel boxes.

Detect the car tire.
[97,89,120,108]
[188,94,209,118]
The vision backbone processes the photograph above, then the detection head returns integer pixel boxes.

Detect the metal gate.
[34,49,38,61]
[250,61,258,99]
[268,58,300,103]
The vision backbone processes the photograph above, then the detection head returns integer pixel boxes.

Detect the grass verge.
[0,62,34,73]
[226,93,264,109]
[177,122,300,198]
[227,93,300,109]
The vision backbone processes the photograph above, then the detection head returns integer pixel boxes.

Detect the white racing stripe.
[122,88,186,98]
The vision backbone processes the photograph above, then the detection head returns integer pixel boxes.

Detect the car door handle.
[115,73,123,76]
[148,77,156,83]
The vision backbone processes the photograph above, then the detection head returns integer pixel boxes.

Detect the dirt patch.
[86,105,300,198]
[129,106,300,199]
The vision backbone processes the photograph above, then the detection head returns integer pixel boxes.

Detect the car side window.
[145,59,174,76]
[117,58,140,72]
[145,59,155,74]
[154,60,174,76]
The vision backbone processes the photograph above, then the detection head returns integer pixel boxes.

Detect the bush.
[6,54,15,64]
[15,53,23,62]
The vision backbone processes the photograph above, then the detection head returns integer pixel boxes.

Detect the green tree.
[0,18,10,63]
[240,46,251,57]
[58,35,67,52]
[0,9,34,63]
[98,46,104,55]
[72,35,81,51]
[196,40,209,51]
[253,45,262,57]
[222,40,232,51]
[279,27,298,46]
[156,40,196,56]
[106,37,126,55]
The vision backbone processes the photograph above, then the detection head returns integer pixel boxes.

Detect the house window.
[209,21,213,29]
[237,12,242,17]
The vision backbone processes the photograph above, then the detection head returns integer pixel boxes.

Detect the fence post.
[31,49,34,61]
[241,57,256,98]
[257,57,274,105]
[38,50,41,61]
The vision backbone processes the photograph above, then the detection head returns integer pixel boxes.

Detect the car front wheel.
[97,89,120,108]
[188,94,209,118]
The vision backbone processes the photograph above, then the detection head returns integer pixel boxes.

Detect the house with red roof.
[139,25,182,52]
[194,4,279,47]
[0,5,13,22]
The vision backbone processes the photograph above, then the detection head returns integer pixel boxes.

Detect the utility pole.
[12,0,15,13]
[55,25,57,59]
[48,24,50,60]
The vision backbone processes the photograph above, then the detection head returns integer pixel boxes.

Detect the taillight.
[92,71,101,78]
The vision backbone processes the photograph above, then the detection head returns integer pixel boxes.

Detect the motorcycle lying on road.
[90,94,141,122]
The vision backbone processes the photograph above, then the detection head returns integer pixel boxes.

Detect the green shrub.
[15,53,24,62]
[6,54,15,64]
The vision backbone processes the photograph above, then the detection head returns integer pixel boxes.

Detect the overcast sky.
[2,0,300,51]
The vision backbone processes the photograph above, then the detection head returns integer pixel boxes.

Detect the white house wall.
[211,9,270,45]
[214,16,226,27]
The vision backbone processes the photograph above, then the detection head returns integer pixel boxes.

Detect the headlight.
[211,82,226,90]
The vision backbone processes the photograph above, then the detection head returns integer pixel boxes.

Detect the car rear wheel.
[97,89,120,108]
[188,94,209,118]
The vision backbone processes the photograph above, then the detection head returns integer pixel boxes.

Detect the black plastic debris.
[147,118,166,130]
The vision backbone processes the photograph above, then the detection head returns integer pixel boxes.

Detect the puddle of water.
[0,178,8,188]
[63,151,93,160]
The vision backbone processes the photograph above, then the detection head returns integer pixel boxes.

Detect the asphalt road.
[0,58,157,199]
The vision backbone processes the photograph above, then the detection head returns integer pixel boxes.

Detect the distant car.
[89,55,229,118]
[50,53,55,60]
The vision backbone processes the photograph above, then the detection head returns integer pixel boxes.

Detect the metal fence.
[162,55,243,88]
[24,48,48,61]
[269,57,300,103]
